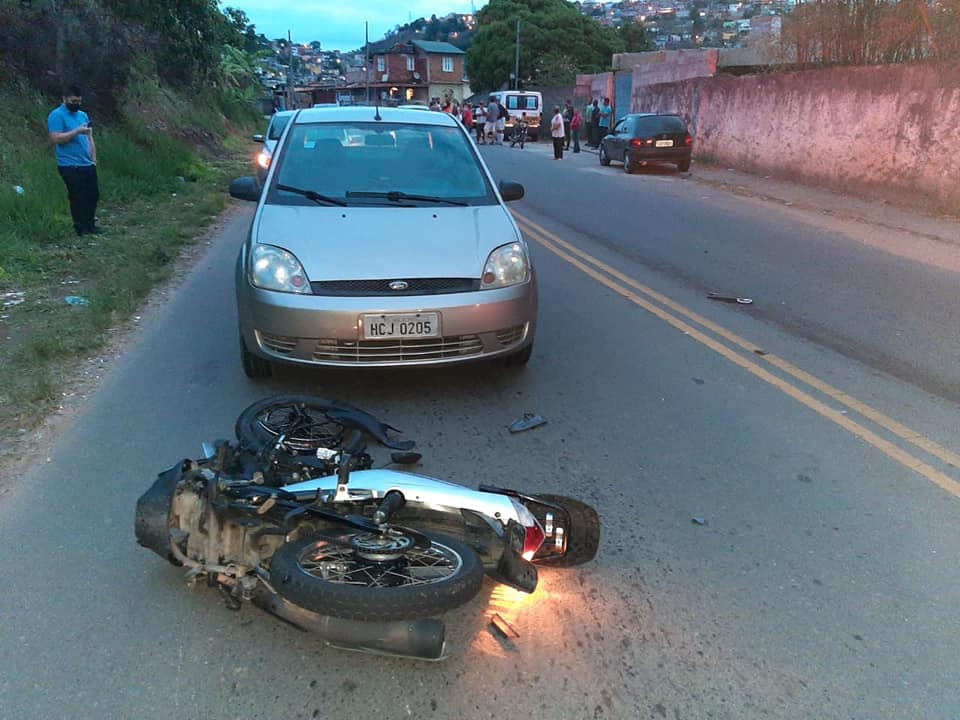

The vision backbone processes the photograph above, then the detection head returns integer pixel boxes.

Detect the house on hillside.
[408,40,470,105]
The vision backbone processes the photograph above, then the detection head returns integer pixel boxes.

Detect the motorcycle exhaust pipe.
[252,592,446,661]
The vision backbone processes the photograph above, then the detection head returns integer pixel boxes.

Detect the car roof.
[270,110,297,119]
[626,112,682,119]
[293,106,460,127]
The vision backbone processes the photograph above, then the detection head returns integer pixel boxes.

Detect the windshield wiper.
[277,184,348,207]
[346,190,467,207]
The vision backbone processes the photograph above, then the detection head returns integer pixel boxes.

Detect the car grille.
[310,278,479,296]
[313,335,483,363]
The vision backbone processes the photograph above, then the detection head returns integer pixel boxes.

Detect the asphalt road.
[1,142,959,720]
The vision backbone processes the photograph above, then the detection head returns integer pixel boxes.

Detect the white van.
[489,90,543,141]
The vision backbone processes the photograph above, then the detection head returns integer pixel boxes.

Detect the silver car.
[229,106,537,378]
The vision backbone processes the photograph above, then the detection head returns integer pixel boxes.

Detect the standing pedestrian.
[570,107,583,153]
[562,98,574,150]
[47,84,101,236]
[474,103,486,143]
[589,99,601,147]
[599,97,613,140]
[460,103,473,132]
[485,96,498,144]
[550,105,565,160]
[495,98,508,145]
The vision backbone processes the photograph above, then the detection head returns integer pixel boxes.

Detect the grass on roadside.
[0,82,258,445]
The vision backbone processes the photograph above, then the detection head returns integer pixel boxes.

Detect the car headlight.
[256,150,271,169]
[481,242,529,289]
[249,244,311,293]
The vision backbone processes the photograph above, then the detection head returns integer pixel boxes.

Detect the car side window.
[613,118,628,134]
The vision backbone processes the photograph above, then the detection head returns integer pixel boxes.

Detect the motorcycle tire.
[269,530,485,621]
[235,395,348,453]
[534,494,600,567]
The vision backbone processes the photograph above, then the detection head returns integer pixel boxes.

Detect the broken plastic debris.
[64,295,88,306]
[707,293,753,305]
[691,516,707,525]
[2,291,25,308]
[13,185,24,195]
[490,613,520,639]
[509,413,547,433]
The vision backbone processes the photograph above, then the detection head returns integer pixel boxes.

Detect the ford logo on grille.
[389,281,409,291]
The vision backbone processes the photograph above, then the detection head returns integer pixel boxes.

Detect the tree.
[467,0,624,91]
[619,20,653,52]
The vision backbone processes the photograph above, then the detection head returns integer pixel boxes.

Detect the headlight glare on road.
[481,242,529,289]
[250,244,311,293]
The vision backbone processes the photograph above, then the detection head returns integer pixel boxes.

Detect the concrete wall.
[622,49,719,87]
[632,61,960,211]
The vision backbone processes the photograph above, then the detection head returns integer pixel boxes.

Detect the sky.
[236,1,490,52]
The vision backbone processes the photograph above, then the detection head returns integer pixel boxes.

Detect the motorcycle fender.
[135,461,185,562]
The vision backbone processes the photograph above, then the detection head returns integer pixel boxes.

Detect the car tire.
[504,343,533,366]
[677,158,691,172]
[624,151,635,174]
[241,336,272,379]
[599,144,610,166]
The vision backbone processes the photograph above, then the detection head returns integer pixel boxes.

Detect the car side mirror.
[252,134,265,143]
[498,180,524,202]
[229,177,261,202]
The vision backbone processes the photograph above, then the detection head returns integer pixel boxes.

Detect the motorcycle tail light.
[509,498,546,560]
[521,524,545,561]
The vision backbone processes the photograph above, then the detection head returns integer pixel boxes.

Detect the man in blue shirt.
[47,84,101,235]
[598,97,613,140]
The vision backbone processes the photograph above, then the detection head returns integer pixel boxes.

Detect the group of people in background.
[549,96,612,160]
[427,93,615,159]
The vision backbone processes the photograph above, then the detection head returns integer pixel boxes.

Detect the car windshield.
[267,114,293,141]
[636,115,687,135]
[268,122,495,206]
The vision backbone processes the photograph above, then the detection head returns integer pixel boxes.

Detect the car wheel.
[677,158,691,172]
[624,151,635,174]
[599,144,610,166]
[241,336,272,379]
[504,343,533,366]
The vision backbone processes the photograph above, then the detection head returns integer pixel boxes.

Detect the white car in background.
[252,110,295,183]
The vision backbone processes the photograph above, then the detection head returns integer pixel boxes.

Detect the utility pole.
[514,19,520,90]
[286,30,294,110]
[365,21,370,106]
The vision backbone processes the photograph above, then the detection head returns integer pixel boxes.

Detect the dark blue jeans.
[572,129,581,153]
[58,164,100,234]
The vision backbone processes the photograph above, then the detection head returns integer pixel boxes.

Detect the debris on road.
[753,349,769,356]
[509,413,547,433]
[691,516,707,526]
[2,291,25,308]
[707,293,753,305]
[490,613,520,639]
[64,295,88,306]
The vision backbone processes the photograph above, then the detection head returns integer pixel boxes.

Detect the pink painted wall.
[632,61,960,212]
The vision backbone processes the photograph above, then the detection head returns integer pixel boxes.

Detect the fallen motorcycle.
[136,395,600,659]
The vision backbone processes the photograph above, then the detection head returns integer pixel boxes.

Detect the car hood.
[252,204,520,281]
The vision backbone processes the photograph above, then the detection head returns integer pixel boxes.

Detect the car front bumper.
[237,273,538,368]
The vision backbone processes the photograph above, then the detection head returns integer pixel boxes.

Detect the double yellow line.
[515,211,960,498]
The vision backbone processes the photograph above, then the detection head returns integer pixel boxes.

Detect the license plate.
[362,313,440,340]
[655,139,674,147]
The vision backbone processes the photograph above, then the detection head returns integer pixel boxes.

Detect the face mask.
[66,102,81,113]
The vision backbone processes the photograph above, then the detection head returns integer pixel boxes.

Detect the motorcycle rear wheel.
[235,395,347,453]
[534,494,600,567]
[269,530,484,621]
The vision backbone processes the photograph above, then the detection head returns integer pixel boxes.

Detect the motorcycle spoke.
[295,537,462,587]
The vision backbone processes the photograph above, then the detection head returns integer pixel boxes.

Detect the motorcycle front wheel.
[269,530,485,621]
[235,395,347,453]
